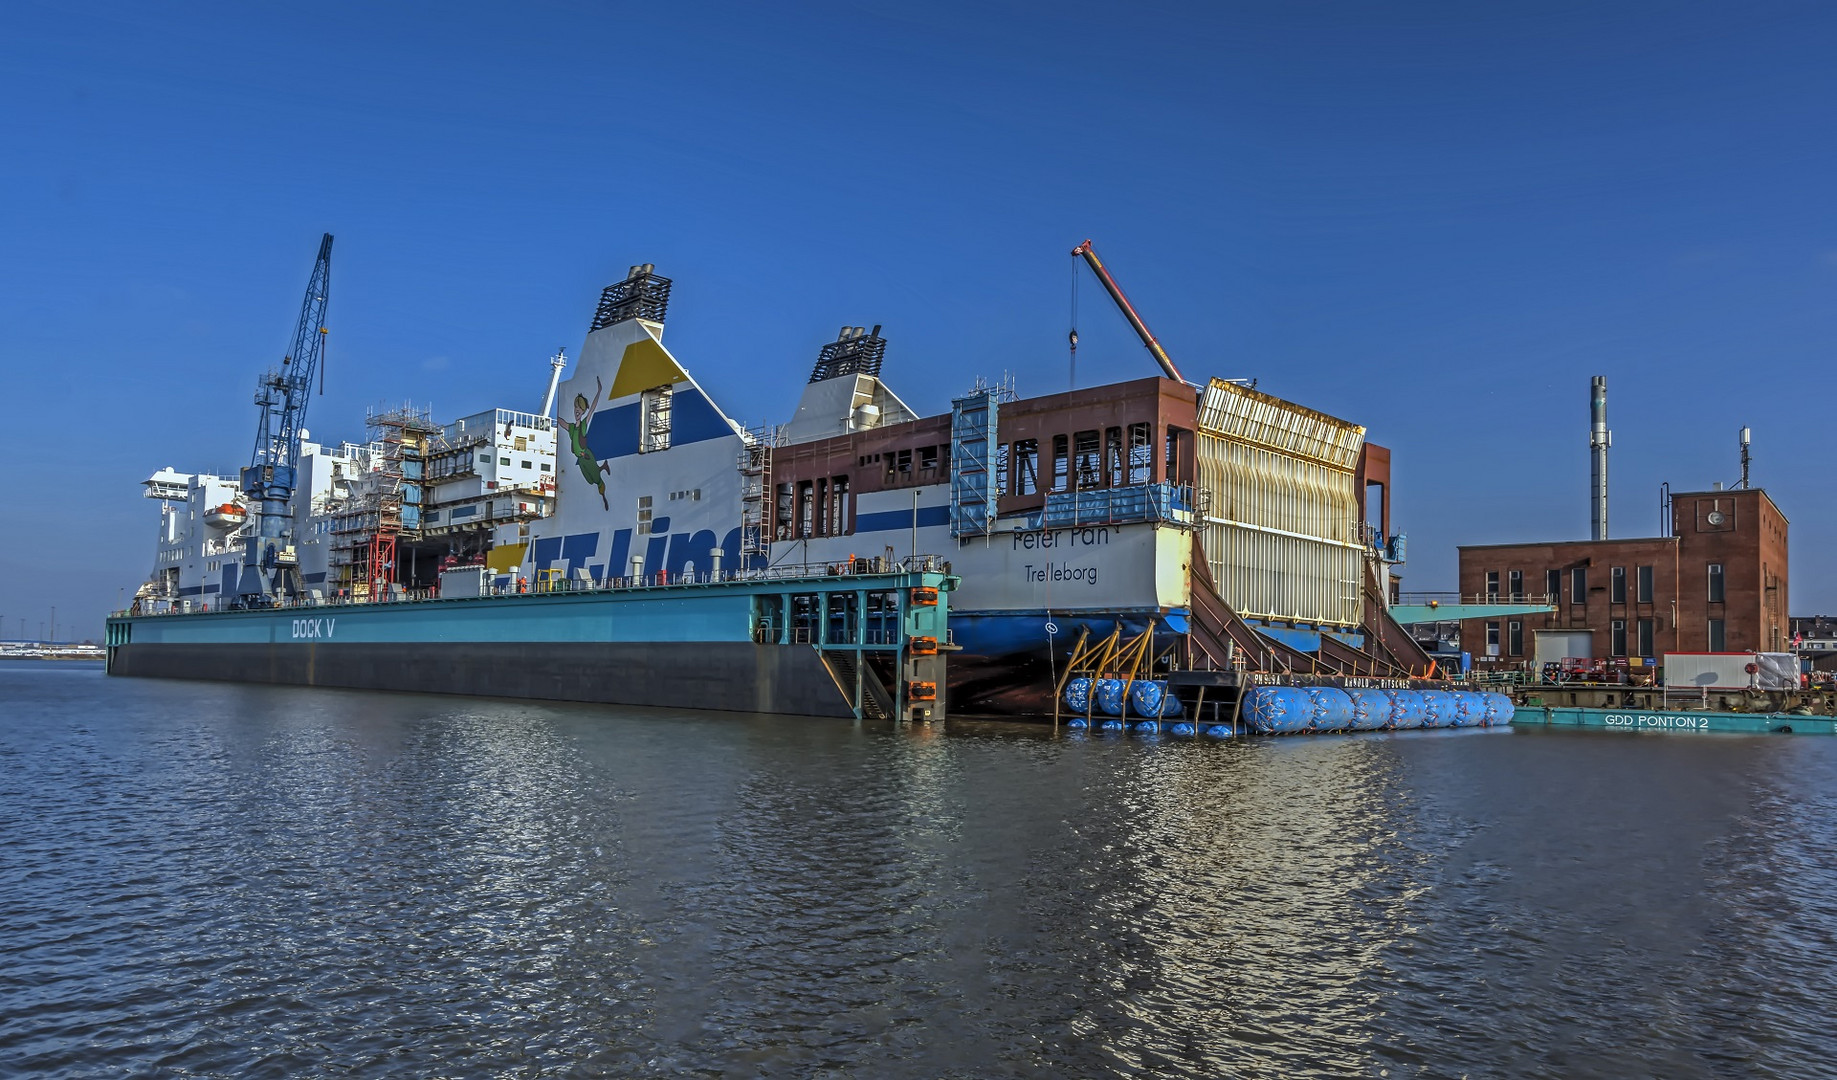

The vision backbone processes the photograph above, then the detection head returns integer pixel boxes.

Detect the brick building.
[1457,487,1788,665]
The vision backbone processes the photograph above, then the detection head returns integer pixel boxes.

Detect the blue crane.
[237,233,332,606]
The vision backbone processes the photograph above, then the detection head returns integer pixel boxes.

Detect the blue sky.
[2,0,1833,639]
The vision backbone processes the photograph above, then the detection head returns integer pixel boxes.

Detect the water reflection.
[5,664,1837,1078]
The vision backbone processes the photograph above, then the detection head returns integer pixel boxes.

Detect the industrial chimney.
[1589,376,1610,540]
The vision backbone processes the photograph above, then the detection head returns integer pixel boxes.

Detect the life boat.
[204,502,247,529]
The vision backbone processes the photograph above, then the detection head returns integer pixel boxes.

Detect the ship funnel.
[590,264,673,333]
[1589,375,1610,540]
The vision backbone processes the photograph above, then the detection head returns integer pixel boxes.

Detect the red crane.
[1070,239,1187,384]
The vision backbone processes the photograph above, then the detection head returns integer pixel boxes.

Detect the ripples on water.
[3,661,1836,1078]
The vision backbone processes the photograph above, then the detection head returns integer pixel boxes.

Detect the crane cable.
[1068,254,1080,391]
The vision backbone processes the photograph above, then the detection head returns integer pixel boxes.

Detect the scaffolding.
[739,424,782,566]
[329,403,437,598]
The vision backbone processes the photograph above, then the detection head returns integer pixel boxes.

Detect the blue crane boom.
[238,233,332,605]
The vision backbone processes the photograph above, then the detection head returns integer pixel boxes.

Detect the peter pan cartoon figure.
[562,376,611,510]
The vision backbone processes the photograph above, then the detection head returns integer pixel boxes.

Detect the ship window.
[521,460,532,470]
[478,453,491,463]
[1051,434,1068,492]
[1073,430,1101,490]
[995,442,1010,495]
[514,436,527,451]
[919,445,939,473]
[640,384,673,453]
[499,457,510,466]
[1013,439,1038,496]
[540,463,551,472]
[1105,427,1123,487]
[637,495,653,536]
[1128,423,1151,484]
[797,480,814,538]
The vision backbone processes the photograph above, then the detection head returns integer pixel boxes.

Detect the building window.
[1707,563,1725,603]
[1105,426,1124,487]
[1571,567,1587,604]
[1636,617,1655,657]
[829,475,850,535]
[1073,430,1101,490]
[1546,568,1561,603]
[1610,566,1626,604]
[1708,618,1726,651]
[1051,434,1069,492]
[995,443,1010,495]
[640,383,672,453]
[1485,621,1501,656]
[1013,440,1039,495]
[1507,570,1523,601]
[1636,565,1653,604]
[1485,571,1499,599]
[1508,620,1524,656]
[919,445,940,474]
[1611,620,1627,657]
[1128,423,1152,483]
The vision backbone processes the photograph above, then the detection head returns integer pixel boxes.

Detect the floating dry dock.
[1513,705,1837,736]
[107,561,956,721]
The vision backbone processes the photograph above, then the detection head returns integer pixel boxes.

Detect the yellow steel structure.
[1194,378,1367,629]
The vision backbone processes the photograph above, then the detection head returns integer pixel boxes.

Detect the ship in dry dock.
[121,240,1435,717]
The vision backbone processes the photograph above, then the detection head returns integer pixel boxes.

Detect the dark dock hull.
[108,641,858,718]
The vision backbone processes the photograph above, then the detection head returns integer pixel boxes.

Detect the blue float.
[1063,676,1092,714]
[1345,689,1390,731]
[1131,720,1161,735]
[1203,723,1239,739]
[1064,716,1088,731]
[1481,692,1515,725]
[1307,687,1355,732]
[1243,686,1315,733]
[1386,689,1426,729]
[1448,691,1482,727]
[1420,690,1458,729]
[1129,679,1184,718]
[1170,722,1197,737]
[1094,678,1128,716]
[1098,718,1126,733]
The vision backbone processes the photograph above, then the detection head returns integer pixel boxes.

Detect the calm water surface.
[4,661,1837,1078]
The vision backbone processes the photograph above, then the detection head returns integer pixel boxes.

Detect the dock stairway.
[819,650,897,721]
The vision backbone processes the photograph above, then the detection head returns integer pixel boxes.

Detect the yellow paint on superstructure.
[486,543,527,574]
[608,337,688,399]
